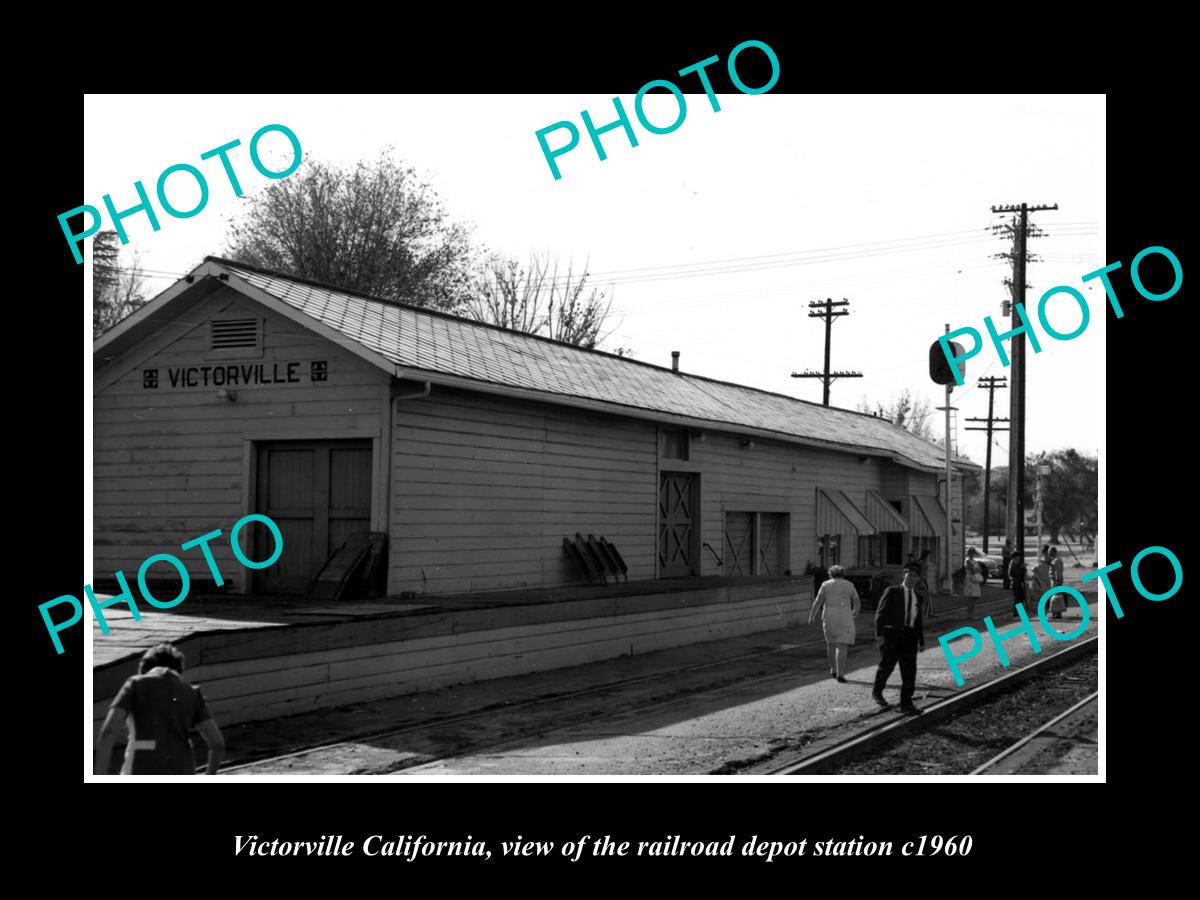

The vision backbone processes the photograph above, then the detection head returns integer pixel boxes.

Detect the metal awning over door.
[909,494,947,536]
[816,489,875,538]
[864,490,910,532]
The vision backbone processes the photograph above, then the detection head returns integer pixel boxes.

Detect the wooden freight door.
[724,512,753,576]
[659,472,698,577]
[759,513,787,575]
[255,440,372,593]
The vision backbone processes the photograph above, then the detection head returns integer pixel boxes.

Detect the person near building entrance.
[1047,546,1067,619]
[808,560,830,600]
[964,548,983,618]
[1030,554,1052,613]
[1008,552,1029,619]
[808,564,861,683]
[917,549,935,617]
[95,642,225,775]
[872,563,926,714]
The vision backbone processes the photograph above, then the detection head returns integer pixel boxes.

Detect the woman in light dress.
[964,548,983,618]
[808,564,861,683]
[1031,554,1053,618]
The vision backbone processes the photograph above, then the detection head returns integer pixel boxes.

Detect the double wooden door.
[255,440,372,593]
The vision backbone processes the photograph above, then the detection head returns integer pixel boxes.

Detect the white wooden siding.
[389,390,658,594]
[94,289,388,588]
[693,433,897,574]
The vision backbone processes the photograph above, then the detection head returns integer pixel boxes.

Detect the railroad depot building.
[92,257,976,726]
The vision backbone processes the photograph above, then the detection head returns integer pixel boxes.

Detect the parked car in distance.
[966,547,1003,581]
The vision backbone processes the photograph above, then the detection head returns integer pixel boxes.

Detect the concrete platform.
[208,585,1097,776]
[93,576,812,735]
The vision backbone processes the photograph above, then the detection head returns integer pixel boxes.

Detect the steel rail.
[970,690,1098,775]
[767,634,1098,775]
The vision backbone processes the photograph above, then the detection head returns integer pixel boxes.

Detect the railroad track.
[220,595,1087,776]
[971,692,1098,775]
[767,635,1098,776]
[220,632,831,773]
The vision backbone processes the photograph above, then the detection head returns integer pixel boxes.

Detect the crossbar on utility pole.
[791,298,862,406]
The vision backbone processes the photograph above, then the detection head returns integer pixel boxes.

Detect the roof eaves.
[214,265,403,379]
[93,259,227,354]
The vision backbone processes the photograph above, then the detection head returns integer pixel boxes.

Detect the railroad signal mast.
[791,298,862,407]
[929,328,966,594]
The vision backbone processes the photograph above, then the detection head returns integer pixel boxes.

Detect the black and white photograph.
[76,88,1113,782]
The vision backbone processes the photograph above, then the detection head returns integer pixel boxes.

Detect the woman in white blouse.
[808,564,862,683]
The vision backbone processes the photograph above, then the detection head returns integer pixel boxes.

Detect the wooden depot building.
[92,257,977,726]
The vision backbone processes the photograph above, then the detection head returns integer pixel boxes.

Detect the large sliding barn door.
[658,472,698,577]
[255,440,372,593]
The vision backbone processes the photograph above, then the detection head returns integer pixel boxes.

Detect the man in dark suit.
[872,563,926,714]
[1001,538,1014,590]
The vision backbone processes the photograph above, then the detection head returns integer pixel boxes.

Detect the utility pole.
[791,298,862,406]
[965,375,1009,554]
[991,203,1056,560]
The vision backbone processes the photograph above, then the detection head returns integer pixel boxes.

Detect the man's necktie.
[905,588,914,627]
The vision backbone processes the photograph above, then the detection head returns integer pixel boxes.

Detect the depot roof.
[94,256,979,475]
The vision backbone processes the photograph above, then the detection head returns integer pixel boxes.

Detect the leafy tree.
[464,253,626,352]
[93,230,147,337]
[226,153,476,312]
[983,450,1097,544]
[1035,449,1098,543]
[857,388,936,440]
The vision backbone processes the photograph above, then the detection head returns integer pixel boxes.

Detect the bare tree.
[465,253,624,352]
[468,255,548,334]
[225,153,476,311]
[93,230,148,337]
[857,388,936,441]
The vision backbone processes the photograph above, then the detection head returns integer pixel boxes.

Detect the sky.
[83,93,1105,466]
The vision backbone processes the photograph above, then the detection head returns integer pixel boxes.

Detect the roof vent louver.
[211,318,259,350]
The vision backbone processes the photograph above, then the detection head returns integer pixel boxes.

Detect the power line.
[566,227,994,278]
[105,224,1098,295]
[574,236,1003,288]
[550,228,1097,289]
[605,255,1009,316]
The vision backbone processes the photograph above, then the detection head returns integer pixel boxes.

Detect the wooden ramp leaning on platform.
[563,533,629,585]
[308,532,388,601]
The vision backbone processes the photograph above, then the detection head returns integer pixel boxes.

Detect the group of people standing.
[1001,541,1066,620]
